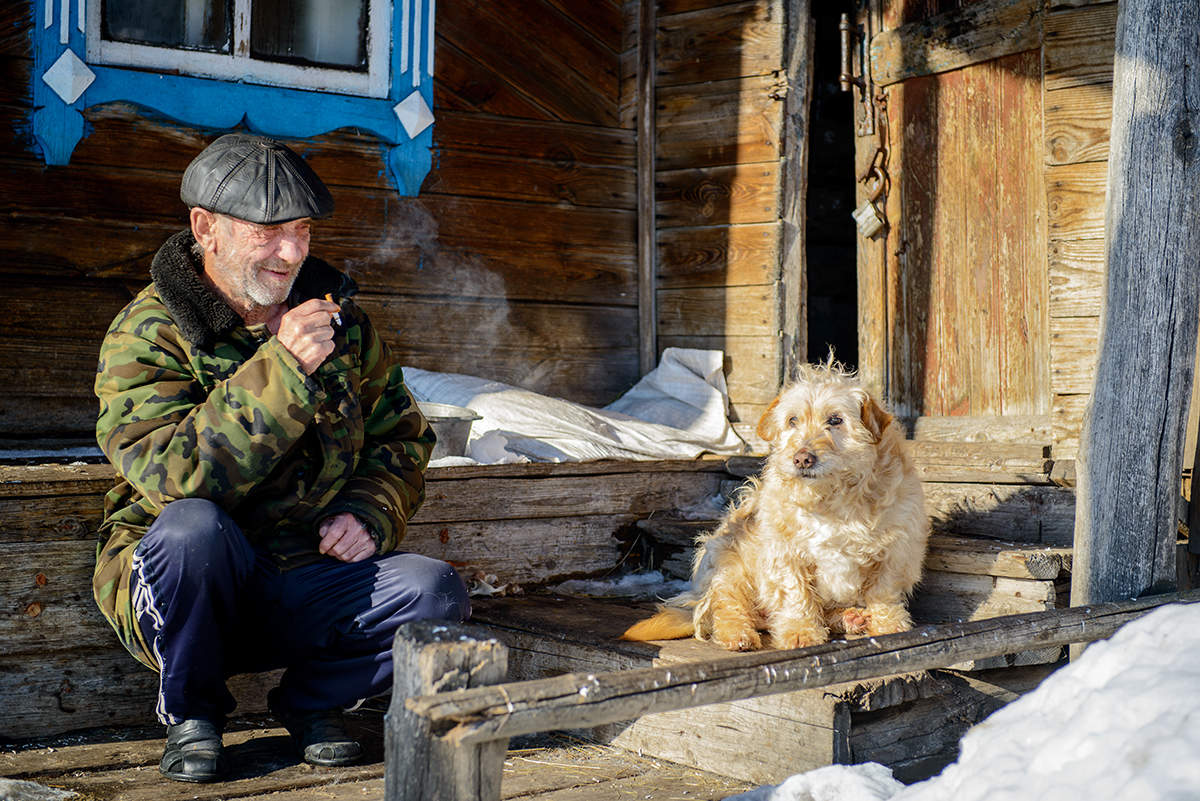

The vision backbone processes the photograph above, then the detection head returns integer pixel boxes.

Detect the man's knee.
[141,498,253,570]
[380,554,471,623]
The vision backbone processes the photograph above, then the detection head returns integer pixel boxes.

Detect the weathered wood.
[637,0,657,376]
[1044,85,1113,166]
[656,75,784,170]
[656,223,781,289]
[386,622,509,801]
[1046,161,1107,241]
[1049,315,1100,396]
[910,572,1064,623]
[1042,2,1118,92]
[657,285,777,338]
[910,415,1054,443]
[411,591,1200,745]
[923,535,1071,580]
[870,0,1043,87]
[655,162,781,228]
[923,482,1075,545]
[1048,238,1105,316]
[1052,392,1089,459]
[1072,0,1200,606]
[656,1,785,87]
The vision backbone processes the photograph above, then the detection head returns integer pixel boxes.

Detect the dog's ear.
[756,394,783,442]
[860,395,893,442]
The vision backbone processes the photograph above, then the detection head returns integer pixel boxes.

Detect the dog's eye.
[827,415,843,427]
[786,416,798,428]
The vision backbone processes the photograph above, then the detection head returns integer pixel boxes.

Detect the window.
[87,0,391,97]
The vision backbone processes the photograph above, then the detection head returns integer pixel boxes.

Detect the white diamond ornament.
[42,49,95,105]
[394,91,434,138]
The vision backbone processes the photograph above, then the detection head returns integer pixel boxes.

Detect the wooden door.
[851,0,1049,425]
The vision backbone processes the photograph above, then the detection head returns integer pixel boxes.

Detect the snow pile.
[551,570,690,600]
[725,601,1200,801]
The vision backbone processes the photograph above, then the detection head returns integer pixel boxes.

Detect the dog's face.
[756,367,893,481]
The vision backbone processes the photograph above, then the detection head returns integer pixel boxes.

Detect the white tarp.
[403,347,747,464]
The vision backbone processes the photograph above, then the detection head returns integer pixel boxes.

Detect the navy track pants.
[130,498,470,724]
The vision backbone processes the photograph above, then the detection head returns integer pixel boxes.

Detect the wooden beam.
[637,0,657,375]
[1071,0,1200,606]
[870,0,1043,87]
[409,590,1200,746]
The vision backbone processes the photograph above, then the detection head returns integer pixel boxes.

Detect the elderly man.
[92,134,470,783]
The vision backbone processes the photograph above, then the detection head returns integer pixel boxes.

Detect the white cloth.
[403,348,746,464]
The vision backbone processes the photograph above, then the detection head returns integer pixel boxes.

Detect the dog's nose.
[794,449,817,469]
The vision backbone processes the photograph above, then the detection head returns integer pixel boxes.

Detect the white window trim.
[85,0,391,98]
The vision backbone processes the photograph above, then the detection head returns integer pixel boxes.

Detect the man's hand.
[277,298,340,374]
[318,512,377,563]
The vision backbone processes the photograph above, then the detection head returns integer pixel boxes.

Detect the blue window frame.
[31,0,435,194]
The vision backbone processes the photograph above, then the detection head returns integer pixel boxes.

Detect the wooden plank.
[438,0,619,127]
[1046,161,1107,241]
[923,482,1076,545]
[1053,392,1089,459]
[870,0,1043,87]
[1043,2,1118,92]
[912,571,1063,623]
[1044,84,1113,165]
[655,162,781,228]
[409,591,1200,744]
[1049,315,1100,395]
[657,223,781,288]
[924,535,1071,580]
[656,285,777,338]
[910,415,1053,443]
[1048,238,1105,317]
[656,74,784,170]
[414,470,728,524]
[433,37,558,121]
[656,1,785,87]
[435,111,635,168]
[423,150,635,209]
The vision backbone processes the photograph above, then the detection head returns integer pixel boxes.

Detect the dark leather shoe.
[268,690,363,767]
[160,718,226,783]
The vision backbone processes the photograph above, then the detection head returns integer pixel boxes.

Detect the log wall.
[651,0,802,439]
[0,0,637,440]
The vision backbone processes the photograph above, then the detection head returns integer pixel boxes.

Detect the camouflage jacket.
[93,229,434,668]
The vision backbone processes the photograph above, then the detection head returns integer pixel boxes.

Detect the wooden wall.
[0,0,637,442]
[1044,0,1116,457]
[650,0,805,440]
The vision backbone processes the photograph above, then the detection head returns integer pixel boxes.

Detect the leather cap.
[180,134,334,224]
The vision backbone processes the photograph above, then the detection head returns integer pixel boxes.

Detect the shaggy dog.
[622,361,928,651]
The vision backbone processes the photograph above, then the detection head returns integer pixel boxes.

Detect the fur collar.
[150,229,357,349]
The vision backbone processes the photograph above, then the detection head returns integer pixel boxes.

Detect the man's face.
[206,215,312,308]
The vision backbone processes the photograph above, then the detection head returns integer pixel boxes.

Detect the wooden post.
[385,621,509,801]
[1071,0,1200,609]
[637,0,657,376]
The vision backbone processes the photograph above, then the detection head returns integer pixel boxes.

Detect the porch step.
[470,594,1058,785]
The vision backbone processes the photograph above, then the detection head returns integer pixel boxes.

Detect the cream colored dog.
[623,361,928,651]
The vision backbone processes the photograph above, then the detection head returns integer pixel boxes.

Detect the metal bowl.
[417,402,482,459]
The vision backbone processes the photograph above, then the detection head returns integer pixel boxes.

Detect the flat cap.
[180,133,334,224]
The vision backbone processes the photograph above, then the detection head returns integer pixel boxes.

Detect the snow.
[551,570,690,600]
[724,602,1200,801]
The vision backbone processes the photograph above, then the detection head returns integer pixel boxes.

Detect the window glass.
[251,0,367,71]
[102,0,229,52]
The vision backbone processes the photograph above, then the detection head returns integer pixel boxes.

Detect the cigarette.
[324,293,342,326]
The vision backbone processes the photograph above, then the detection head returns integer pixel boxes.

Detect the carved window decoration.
[32,0,436,194]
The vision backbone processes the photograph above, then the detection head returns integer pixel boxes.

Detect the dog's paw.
[712,625,763,651]
[771,625,828,650]
[840,607,870,635]
[862,603,912,636]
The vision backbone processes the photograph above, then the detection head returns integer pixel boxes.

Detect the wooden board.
[1044,84,1113,165]
[656,1,785,87]
[657,285,778,338]
[1048,238,1105,316]
[657,222,781,289]
[1049,315,1101,396]
[924,482,1076,545]
[1042,2,1118,92]
[656,74,784,170]
[655,162,781,228]
[1046,161,1107,241]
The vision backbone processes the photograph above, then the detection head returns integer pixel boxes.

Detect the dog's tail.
[621,606,695,641]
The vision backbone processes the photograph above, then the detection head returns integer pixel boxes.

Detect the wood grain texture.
[656,0,785,87]
[1049,316,1100,395]
[1044,84,1113,165]
[657,222,781,288]
[1046,161,1107,241]
[1048,238,1104,317]
[655,162,781,227]
[656,74,785,170]
[870,0,1043,87]
[1071,0,1200,605]
[1043,2,1118,92]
